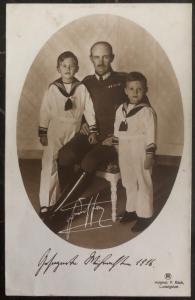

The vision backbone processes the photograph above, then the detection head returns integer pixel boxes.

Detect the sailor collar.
[52,77,80,96]
[119,102,150,132]
[52,77,81,111]
[122,102,150,118]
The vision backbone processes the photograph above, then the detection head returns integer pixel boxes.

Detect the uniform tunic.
[83,71,128,140]
[114,102,157,218]
[39,78,96,208]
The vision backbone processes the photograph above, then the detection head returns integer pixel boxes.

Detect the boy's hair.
[57,51,79,68]
[126,72,148,92]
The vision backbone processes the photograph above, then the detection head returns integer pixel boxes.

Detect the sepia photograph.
[17,13,183,248]
[6,3,191,296]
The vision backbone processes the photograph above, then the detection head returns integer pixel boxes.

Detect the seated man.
[45,41,128,232]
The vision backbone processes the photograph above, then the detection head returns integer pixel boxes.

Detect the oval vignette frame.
[17,14,184,249]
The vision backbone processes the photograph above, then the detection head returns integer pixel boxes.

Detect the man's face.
[125,81,145,104]
[90,43,114,75]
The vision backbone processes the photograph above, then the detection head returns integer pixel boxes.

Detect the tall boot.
[57,162,74,192]
[43,170,92,233]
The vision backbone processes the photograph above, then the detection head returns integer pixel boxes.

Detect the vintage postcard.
[5,3,191,296]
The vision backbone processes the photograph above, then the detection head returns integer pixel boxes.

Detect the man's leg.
[45,143,117,233]
[58,133,92,191]
[81,144,118,173]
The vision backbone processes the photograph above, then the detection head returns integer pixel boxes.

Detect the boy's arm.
[38,87,52,145]
[113,108,121,145]
[144,107,157,169]
[83,87,98,135]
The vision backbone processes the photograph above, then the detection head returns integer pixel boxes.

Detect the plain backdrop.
[17,14,184,157]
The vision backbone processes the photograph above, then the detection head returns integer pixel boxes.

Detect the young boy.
[39,51,97,218]
[113,72,157,232]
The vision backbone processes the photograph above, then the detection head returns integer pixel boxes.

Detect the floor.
[19,159,180,249]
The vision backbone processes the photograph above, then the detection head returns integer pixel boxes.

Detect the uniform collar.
[95,71,111,81]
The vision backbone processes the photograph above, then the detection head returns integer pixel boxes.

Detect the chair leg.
[110,178,118,222]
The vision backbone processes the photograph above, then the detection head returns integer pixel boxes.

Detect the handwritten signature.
[35,248,156,276]
[59,193,113,239]
[84,250,131,271]
[35,248,79,276]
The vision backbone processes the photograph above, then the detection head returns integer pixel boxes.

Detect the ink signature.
[35,248,157,276]
[84,250,131,271]
[35,248,79,276]
[59,193,113,239]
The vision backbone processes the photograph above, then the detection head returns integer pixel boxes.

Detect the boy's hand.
[88,132,98,144]
[80,123,89,135]
[40,136,48,146]
[144,153,155,169]
[102,136,113,146]
[114,145,119,152]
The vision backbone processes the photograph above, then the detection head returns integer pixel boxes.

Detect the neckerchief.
[119,101,150,132]
[52,77,80,110]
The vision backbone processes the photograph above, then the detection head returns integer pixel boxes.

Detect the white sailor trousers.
[119,135,153,218]
[39,117,81,208]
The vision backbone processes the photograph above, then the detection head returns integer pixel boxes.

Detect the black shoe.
[43,210,68,233]
[131,217,152,232]
[119,211,137,223]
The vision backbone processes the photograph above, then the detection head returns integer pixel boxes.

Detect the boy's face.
[58,57,78,83]
[125,80,145,104]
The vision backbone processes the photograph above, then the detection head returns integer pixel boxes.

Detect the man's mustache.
[97,64,105,67]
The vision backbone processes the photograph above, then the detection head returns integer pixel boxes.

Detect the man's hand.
[40,136,48,146]
[80,123,89,135]
[144,153,155,169]
[88,132,98,144]
[101,136,113,146]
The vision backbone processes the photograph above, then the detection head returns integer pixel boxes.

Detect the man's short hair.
[90,41,114,56]
[57,51,78,68]
[126,72,148,92]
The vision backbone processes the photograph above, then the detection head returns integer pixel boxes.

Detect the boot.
[118,211,137,223]
[44,170,92,233]
[58,162,74,192]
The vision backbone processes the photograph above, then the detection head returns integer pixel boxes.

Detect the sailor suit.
[114,101,157,218]
[39,77,97,208]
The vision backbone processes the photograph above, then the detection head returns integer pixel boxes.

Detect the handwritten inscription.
[59,194,113,239]
[84,250,131,271]
[35,248,79,276]
[35,248,156,276]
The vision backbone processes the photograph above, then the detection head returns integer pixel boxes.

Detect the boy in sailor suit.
[38,51,97,218]
[114,72,157,232]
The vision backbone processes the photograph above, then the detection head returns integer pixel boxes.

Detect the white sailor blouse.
[114,101,157,154]
[39,78,97,151]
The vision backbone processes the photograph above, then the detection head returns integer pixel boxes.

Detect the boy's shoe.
[40,206,51,221]
[119,211,137,223]
[131,217,152,232]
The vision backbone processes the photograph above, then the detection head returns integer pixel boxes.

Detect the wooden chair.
[96,162,121,222]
